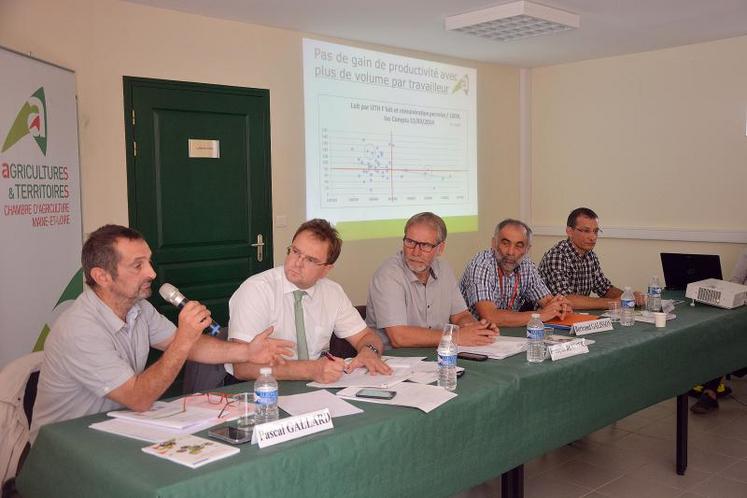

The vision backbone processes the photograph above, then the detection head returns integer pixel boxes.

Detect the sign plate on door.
[188,139,220,158]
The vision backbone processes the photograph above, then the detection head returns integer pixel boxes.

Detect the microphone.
[159,283,221,336]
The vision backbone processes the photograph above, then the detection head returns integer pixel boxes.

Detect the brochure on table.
[142,435,239,469]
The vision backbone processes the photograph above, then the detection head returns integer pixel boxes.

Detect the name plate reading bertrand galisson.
[253,408,333,448]
[571,318,613,336]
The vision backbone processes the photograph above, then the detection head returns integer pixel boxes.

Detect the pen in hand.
[322,350,348,374]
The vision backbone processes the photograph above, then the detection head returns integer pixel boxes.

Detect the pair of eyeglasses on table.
[177,392,237,419]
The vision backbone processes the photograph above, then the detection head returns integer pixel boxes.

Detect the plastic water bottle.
[620,286,636,327]
[254,367,279,424]
[647,276,662,312]
[437,324,458,391]
[526,313,546,363]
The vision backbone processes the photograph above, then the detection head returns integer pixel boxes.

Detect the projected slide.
[303,39,477,240]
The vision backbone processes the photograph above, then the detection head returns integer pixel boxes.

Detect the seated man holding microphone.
[31,225,293,442]
[460,218,571,326]
[227,219,392,384]
[366,212,498,348]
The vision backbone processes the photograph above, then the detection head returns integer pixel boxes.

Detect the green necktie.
[293,290,309,360]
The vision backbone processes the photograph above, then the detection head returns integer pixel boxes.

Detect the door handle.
[251,234,265,262]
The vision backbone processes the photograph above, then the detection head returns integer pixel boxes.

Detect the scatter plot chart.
[319,120,470,208]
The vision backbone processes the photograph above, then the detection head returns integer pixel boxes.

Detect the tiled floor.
[455,376,747,498]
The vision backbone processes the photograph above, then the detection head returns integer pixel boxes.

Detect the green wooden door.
[124,77,272,327]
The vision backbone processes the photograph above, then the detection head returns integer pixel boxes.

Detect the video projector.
[685,278,747,309]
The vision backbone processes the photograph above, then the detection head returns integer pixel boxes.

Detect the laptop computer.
[660,253,723,290]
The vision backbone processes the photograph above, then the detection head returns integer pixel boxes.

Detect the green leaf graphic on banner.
[31,87,48,154]
[55,267,83,307]
[33,268,83,351]
[1,87,47,154]
[1,102,35,152]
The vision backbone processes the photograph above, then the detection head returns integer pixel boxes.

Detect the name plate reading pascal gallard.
[252,408,333,448]
[188,139,220,158]
[571,317,613,336]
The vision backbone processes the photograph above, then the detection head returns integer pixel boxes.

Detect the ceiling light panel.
[445,1,580,42]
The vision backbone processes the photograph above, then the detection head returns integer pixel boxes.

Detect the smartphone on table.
[208,425,253,444]
[355,388,396,400]
[457,352,488,361]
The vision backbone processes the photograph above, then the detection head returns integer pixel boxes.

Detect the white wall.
[0,0,521,304]
[530,36,747,290]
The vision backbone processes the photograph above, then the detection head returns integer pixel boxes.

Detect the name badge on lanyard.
[498,269,520,310]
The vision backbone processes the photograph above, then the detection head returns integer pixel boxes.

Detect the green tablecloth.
[18,295,747,498]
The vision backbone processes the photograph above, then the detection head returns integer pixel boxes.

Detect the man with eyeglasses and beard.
[538,207,645,310]
[460,218,571,326]
[227,219,391,383]
[366,212,499,349]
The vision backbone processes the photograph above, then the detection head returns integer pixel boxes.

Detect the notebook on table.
[545,313,599,330]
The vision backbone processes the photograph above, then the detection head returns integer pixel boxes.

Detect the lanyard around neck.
[498,267,521,310]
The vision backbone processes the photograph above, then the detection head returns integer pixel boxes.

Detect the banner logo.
[2,87,48,155]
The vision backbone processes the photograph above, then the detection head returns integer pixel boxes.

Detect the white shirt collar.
[279,265,318,299]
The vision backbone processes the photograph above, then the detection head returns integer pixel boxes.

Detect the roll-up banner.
[0,46,82,368]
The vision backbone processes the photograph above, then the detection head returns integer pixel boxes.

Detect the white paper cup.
[653,312,667,328]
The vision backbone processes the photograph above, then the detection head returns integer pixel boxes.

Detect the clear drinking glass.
[608,301,621,322]
[232,392,255,432]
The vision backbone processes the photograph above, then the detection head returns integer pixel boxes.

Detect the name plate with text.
[252,409,333,448]
[571,317,613,336]
[661,300,676,314]
[188,139,220,158]
[548,339,589,361]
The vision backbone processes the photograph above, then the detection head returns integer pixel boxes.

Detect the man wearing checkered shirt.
[460,219,571,327]
[538,207,645,310]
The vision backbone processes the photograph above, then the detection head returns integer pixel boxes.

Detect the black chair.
[182,328,231,394]
[1,477,20,498]
[328,305,367,358]
[2,371,38,498]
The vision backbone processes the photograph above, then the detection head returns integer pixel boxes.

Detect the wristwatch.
[365,344,380,356]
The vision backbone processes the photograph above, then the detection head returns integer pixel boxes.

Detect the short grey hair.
[494,218,533,244]
[404,212,447,243]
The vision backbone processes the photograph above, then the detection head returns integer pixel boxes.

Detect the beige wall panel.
[531,36,747,292]
[532,35,747,230]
